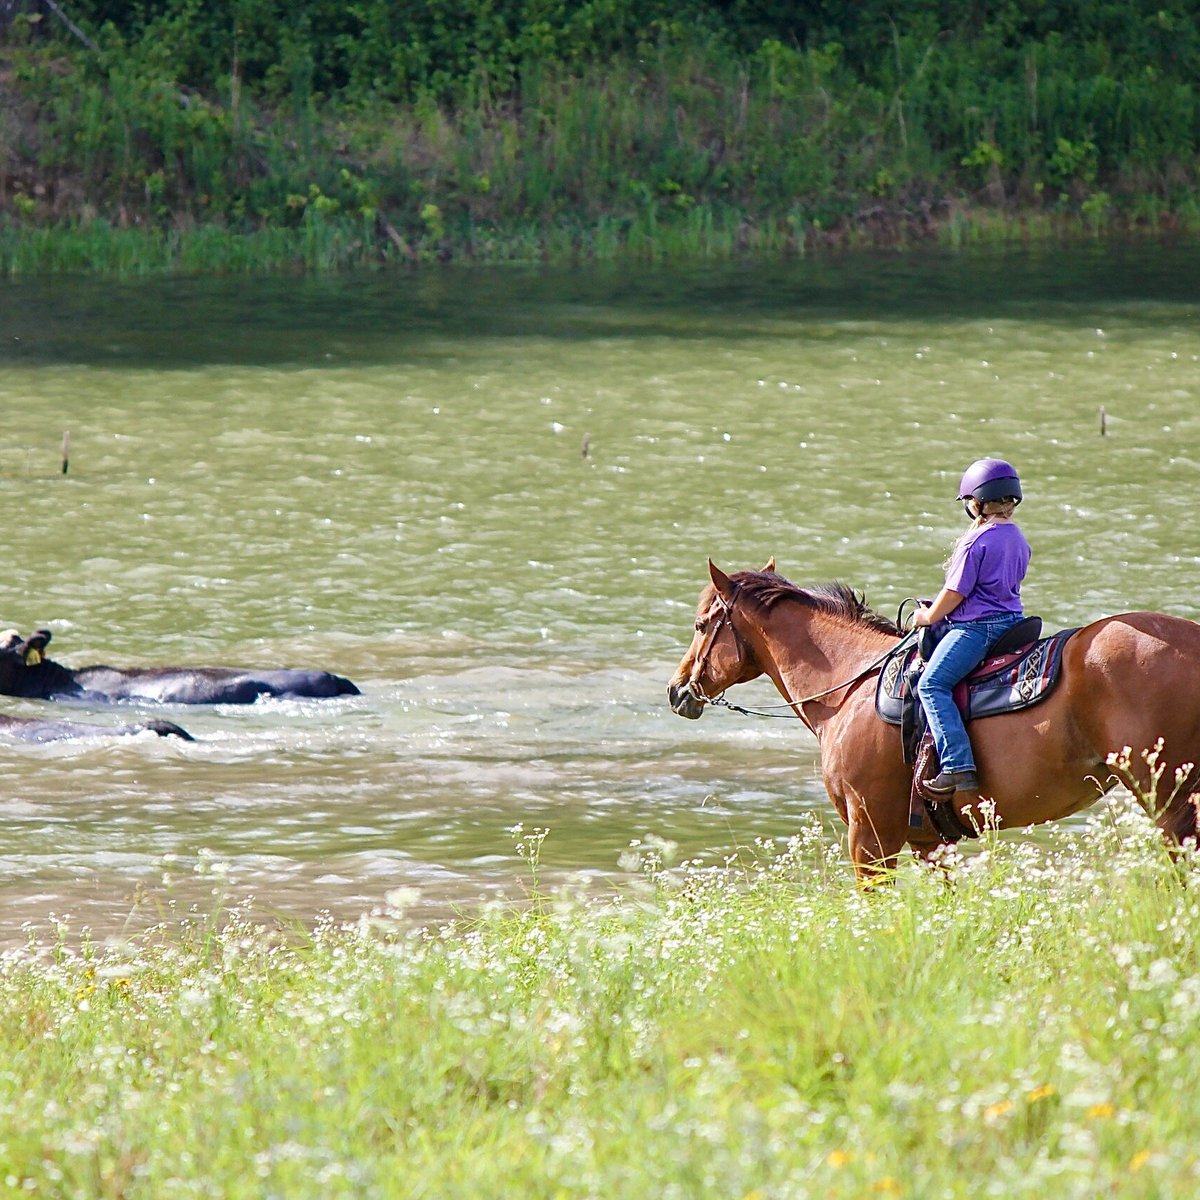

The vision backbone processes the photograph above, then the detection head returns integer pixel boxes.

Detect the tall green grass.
[3,202,1181,276]
[1,798,1197,1196]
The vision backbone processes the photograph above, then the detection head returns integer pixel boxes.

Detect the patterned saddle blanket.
[875,628,1079,761]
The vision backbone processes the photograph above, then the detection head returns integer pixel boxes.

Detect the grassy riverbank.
[2,2,1199,273]
[0,204,1135,276]
[3,803,1198,1197]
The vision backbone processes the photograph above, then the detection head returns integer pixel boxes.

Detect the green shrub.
[3,1,1197,270]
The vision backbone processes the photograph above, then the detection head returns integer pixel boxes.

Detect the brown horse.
[666,560,1200,878]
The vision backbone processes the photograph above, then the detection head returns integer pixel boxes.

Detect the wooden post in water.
[61,431,70,475]
[581,433,591,459]
[1099,406,1107,436]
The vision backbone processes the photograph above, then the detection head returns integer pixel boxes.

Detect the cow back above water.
[0,629,361,705]
[0,713,194,742]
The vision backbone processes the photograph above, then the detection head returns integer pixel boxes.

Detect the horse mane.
[725,570,901,636]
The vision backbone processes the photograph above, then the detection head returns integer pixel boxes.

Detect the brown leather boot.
[925,768,980,797]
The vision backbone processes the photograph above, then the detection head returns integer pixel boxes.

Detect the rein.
[690,591,917,724]
[700,635,915,719]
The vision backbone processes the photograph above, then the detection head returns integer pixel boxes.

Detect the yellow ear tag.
[24,649,42,666]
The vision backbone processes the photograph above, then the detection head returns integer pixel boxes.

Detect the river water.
[0,244,1197,940]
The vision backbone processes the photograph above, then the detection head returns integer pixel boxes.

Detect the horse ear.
[708,559,735,599]
[762,556,776,572]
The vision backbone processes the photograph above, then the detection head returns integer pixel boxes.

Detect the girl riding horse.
[913,458,1030,798]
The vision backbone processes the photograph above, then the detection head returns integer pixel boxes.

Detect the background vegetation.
[1,0,1198,270]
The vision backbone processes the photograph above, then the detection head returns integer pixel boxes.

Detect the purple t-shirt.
[944,522,1030,622]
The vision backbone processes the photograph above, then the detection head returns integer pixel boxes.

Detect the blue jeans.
[915,612,1024,774]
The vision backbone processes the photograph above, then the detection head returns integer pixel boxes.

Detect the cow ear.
[24,630,51,667]
[0,630,21,652]
[708,559,735,600]
[762,556,776,573]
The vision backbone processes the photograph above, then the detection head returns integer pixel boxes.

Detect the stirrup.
[926,769,979,797]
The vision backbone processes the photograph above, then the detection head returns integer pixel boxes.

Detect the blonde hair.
[945,498,1018,567]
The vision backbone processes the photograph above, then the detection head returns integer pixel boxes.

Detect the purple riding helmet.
[957,458,1022,514]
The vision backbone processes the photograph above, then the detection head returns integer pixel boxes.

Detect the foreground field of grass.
[3,803,1196,1197]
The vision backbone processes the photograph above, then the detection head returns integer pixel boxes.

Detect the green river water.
[0,244,1197,938]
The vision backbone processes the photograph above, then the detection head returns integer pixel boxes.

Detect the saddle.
[875,619,1080,842]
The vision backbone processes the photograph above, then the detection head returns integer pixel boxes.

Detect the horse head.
[666,558,774,719]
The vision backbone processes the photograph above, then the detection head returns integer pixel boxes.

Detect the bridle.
[685,586,917,733]
[685,591,737,691]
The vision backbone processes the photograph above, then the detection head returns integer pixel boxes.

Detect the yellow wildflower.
[1026,1084,1057,1103]
[826,1150,852,1168]
[1086,1102,1116,1119]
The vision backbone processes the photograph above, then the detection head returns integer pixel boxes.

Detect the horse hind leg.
[1144,756,1200,850]
[1158,790,1200,848]
[1107,745,1200,850]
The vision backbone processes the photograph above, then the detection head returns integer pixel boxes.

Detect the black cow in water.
[0,713,193,742]
[0,629,360,705]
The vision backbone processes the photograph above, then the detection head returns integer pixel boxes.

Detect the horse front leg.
[844,787,907,884]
